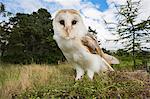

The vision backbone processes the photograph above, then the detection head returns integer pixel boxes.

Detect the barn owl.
[53,9,119,80]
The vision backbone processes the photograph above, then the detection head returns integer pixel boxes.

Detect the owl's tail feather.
[101,58,114,71]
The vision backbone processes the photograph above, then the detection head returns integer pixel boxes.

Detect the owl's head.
[53,9,87,39]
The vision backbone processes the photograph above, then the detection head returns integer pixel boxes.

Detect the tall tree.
[106,0,150,68]
[0,22,11,57]
[2,8,64,64]
[0,2,11,59]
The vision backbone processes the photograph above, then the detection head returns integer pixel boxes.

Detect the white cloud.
[137,0,150,21]
[19,0,44,13]
[81,8,102,20]
[5,0,44,13]
[44,0,81,6]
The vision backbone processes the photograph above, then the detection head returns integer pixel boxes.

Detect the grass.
[0,63,150,99]
[113,55,150,71]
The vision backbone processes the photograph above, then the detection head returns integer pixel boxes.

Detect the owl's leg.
[87,69,94,80]
[75,66,84,80]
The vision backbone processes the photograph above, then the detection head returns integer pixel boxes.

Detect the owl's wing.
[81,33,103,56]
[81,33,119,65]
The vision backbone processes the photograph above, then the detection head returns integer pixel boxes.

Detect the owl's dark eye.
[72,20,77,25]
[59,20,65,25]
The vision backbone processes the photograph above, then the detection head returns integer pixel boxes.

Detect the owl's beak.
[64,26,72,36]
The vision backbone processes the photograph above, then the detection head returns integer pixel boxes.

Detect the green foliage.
[1,8,65,64]
[115,49,150,71]
[0,22,10,58]
[116,49,130,56]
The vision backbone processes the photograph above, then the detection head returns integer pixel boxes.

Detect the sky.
[0,0,150,50]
